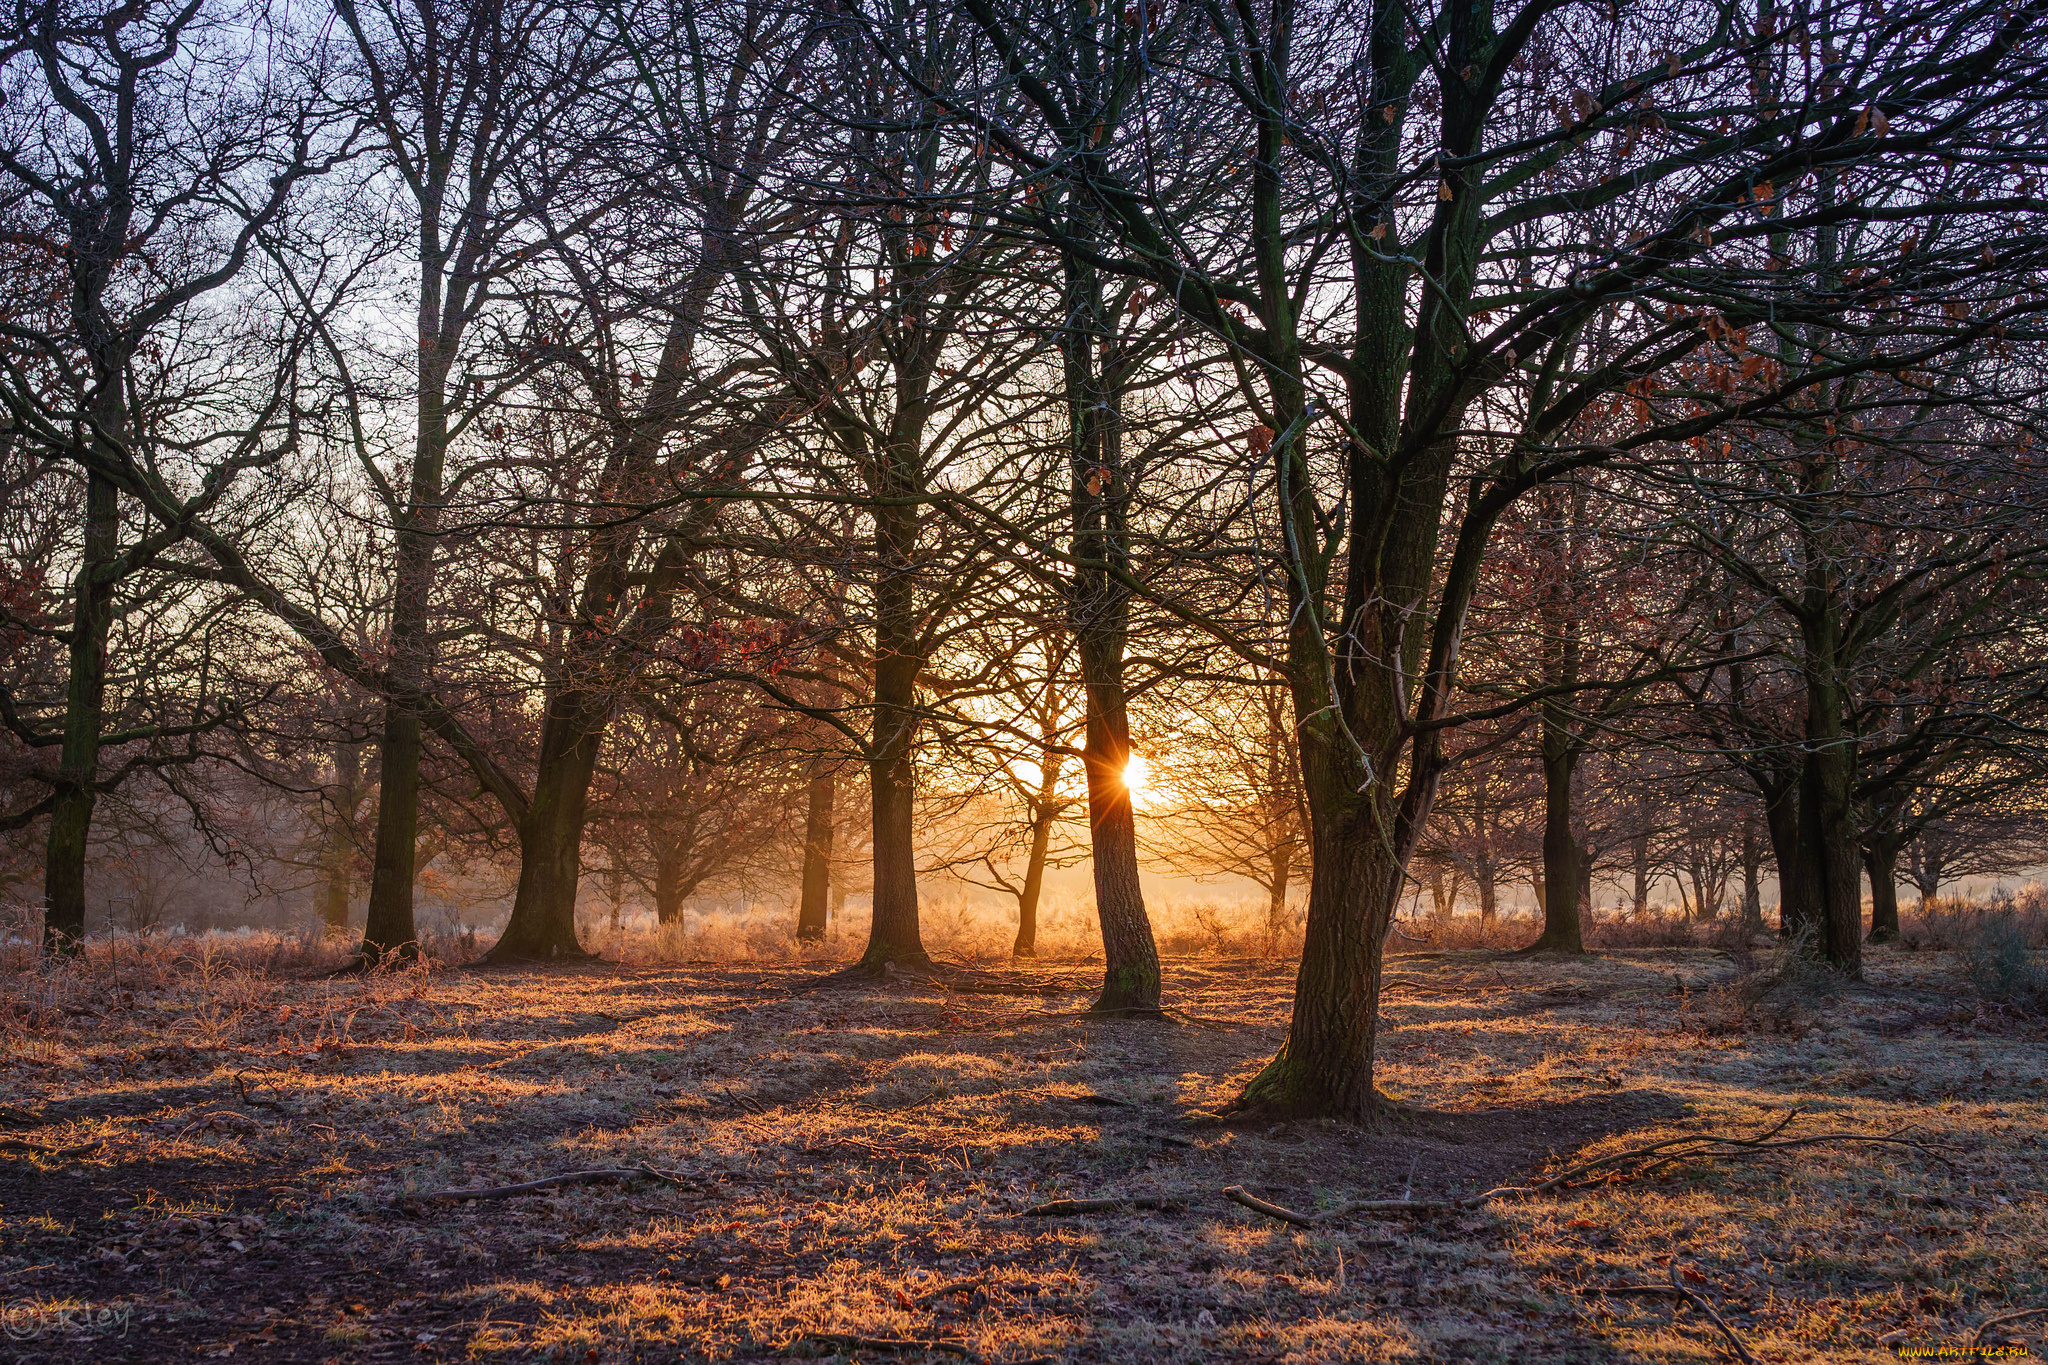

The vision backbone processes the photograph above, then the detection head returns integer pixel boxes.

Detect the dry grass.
[0,919,2042,1363]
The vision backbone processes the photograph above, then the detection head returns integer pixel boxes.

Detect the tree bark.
[360,274,453,960]
[1078,661,1159,1011]
[797,771,835,943]
[1524,717,1586,952]
[1062,233,1160,1015]
[655,839,687,927]
[320,742,362,935]
[490,708,605,960]
[1013,758,1060,958]
[1266,850,1292,955]
[1799,658,1864,973]
[43,469,119,953]
[1739,820,1765,936]
[1864,841,1901,943]
[1233,809,1398,1120]
[1760,773,1812,937]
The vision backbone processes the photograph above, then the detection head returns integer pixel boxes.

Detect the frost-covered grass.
[0,920,2041,1362]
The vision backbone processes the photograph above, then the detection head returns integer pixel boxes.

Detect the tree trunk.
[1631,832,1650,917]
[1233,810,1397,1120]
[797,771,835,943]
[320,742,362,935]
[361,319,453,960]
[861,737,927,971]
[1062,234,1160,1015]
[1013,799,1056,959]
[1531,871,1547,916]
[488,710,602,960]
[1077,641,1160,1012]
[1799,664,1863,973]
[1739,820,1764,936]
[1265,847,1291,956]
[1760,774,1811,937]
[655,840,687,927]
[1477,857,1497,924]
[1864,841,1901,943]
[43,469,119,952]
[1525,723,1585,953]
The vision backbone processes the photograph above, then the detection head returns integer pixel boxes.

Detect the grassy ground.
[0,941,2041,1363]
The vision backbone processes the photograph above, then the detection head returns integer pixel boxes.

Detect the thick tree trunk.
[860,740,927,971]
[361,328,453,960]
[1864,841,1901,943]
[1800,668,1864,973]
[1477,858,1497,924]
[1760,774,1811,937]
[488,709,602,961]
[1233,812,1397,1120]
[43,469,119,952]
[1631,833,1650,917]
[1525,724,1585,952]
[655,841,687,926]
[797,771,835,943]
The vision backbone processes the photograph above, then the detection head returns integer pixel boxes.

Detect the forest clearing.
[7,0,2048,1357]
[0,918,2042,1364]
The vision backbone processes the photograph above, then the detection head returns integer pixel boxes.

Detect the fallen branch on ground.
[1021,1196,1184,1217]
[1975,1307,2048,1349]
[0,1138,103,1160]
[1580,1283,1684,1297]
[405,1163,693,1203]
[235,1071,288,1115]
[1223,1186,1316,1228]
[1661,1263,1761,1365]
[1337,1109,1952,1216]
[909,1277,981,1306]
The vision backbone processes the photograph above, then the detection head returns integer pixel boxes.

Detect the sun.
[1123,754,1155,808]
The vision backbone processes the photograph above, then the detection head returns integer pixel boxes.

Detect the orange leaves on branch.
[1247,424,1275,457]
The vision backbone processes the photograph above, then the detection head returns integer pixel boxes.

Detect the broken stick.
[236,1071,289,1115]
[1662,1262,1760,1365]
[1223,1185,1316,1228]
[0,1138,104,1160]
